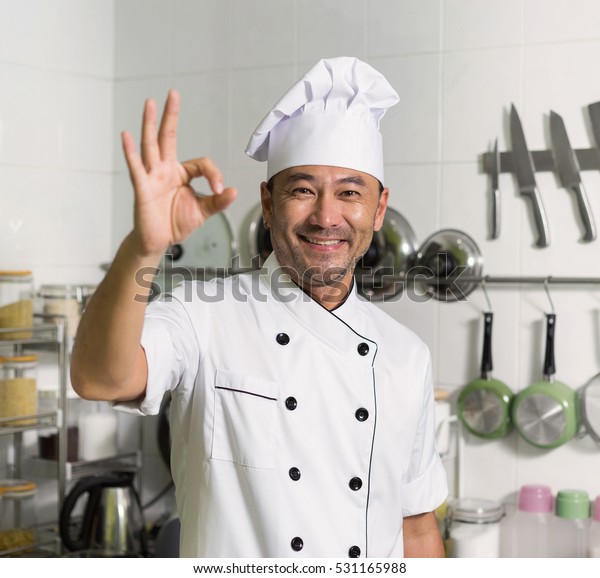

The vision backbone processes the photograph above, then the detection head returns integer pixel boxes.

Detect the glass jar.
[0,271,34,340]
[37,284,96,339]
[446,498,505,557]
[0,355,38,426]
[0,479,38,552]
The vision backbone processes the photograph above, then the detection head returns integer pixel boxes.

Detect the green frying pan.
[458,312,514,439]
[512,313,579,449]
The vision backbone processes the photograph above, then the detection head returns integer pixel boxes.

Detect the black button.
[289,467,301,481]
[285,396,297,410]
[349,477,363,491]
[355,408,369,422]
[357,342,369,356]
[348,545,361,558]
[291,537,304,551]
[276,332,290,345]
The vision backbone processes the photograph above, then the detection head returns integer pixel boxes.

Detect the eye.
[340,189,360,197]
[292,187,314,196]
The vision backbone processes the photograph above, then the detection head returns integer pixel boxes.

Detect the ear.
[373,187,389,232]
[260,182,273,229]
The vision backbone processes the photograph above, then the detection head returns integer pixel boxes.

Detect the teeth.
[306,237,342,246]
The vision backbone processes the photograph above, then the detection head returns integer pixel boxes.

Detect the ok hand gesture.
[121,90,237,259]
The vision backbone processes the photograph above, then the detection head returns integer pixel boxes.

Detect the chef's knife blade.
[490,139,500,239]
[510,104,550,248]
[550,110,596,242]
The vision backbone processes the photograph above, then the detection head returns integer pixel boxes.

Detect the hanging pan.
[578,372,600,443]
[512,313,579,449]
[457,312,514,439]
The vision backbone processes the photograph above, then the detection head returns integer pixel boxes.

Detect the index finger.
[181,157,225,194]
[158,89,180,161]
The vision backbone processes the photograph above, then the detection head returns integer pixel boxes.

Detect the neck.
[281,266,354,311]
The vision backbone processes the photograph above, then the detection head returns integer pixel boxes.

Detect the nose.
[309,193,343,228]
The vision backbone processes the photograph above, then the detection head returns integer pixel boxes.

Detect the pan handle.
[480,312,493,378]
[543,313,556,379]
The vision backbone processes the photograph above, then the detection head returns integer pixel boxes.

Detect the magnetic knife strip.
[482,147,600,174]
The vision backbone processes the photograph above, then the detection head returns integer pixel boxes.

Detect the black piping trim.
[214,386,277,402]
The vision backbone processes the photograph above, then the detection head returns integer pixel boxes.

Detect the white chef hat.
[245,56,399,183]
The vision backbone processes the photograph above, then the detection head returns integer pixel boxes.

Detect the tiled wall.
[3,0,600,518]
[0,0,114,286]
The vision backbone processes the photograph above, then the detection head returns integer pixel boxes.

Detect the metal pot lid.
[354,208,418,301]
[415,229,483,302]
[166,204,237,270]
[580,373,600,443]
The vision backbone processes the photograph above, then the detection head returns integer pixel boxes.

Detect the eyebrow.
[284,172,368,188]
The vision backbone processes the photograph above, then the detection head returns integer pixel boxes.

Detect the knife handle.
[571,182,597,242]
[491,185,500,239]
[528,187,550,248]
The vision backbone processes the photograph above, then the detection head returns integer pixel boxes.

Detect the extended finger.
[158,90,180,161]
[141,98,160,169]
[181,157,225,194]
[121,131,146,188]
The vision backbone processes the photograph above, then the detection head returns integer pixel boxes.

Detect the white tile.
[296,0,367,64]
[382,163,440,245]
[372,54,442,164]
[175,72,231,173]
[168,0,232,74]
[0,0,113,76]
[525,0,600,44]
[113,77,173,173]
[0,64,63,168]
[367,0,442,57]
[57,75,114,172]
[115,0,170,78]
[442,47,522,163]
[230,65,297,169]
[444,0,523,51]
[232,0,296,69]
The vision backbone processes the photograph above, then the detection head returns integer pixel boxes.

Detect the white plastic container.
[78,409,118,461]
[446,498,505,558]
[551,489,590,558]
[589,496,600,557]
[505,484,553,557]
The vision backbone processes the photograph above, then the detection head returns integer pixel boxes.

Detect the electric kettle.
[59,471,147,556]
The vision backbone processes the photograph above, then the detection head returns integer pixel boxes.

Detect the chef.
[71,56,448,558]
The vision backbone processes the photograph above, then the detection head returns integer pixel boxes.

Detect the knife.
[550,110,596,242]
[588,102,600,153]
[510,104,550,248]
[490,139,501,239]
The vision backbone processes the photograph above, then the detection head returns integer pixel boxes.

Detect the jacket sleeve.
[401,348,448,517]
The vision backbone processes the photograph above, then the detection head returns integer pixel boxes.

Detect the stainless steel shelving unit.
[0,318,68,557]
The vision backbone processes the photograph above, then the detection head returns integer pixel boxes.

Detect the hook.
[481,276,493,312]
[544,276,555,314]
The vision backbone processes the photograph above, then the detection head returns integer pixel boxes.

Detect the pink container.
[518,484,554,513]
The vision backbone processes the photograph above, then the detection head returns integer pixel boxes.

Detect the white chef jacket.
[117,253,447,558]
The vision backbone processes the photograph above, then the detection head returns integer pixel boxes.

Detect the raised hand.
[121,90,237,258]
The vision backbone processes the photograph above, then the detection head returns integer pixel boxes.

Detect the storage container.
[0,271,33,340]
[0,355,37,426]
[37,284,96,339]
[551,489,590,558]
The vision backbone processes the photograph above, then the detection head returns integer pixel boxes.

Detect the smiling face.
[260,165,389,308]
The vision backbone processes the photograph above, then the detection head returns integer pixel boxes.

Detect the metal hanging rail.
[425,275,600,286]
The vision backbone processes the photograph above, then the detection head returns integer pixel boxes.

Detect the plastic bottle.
[589,496,600,558]
[551,489,590,558]
[504,484,553,557]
